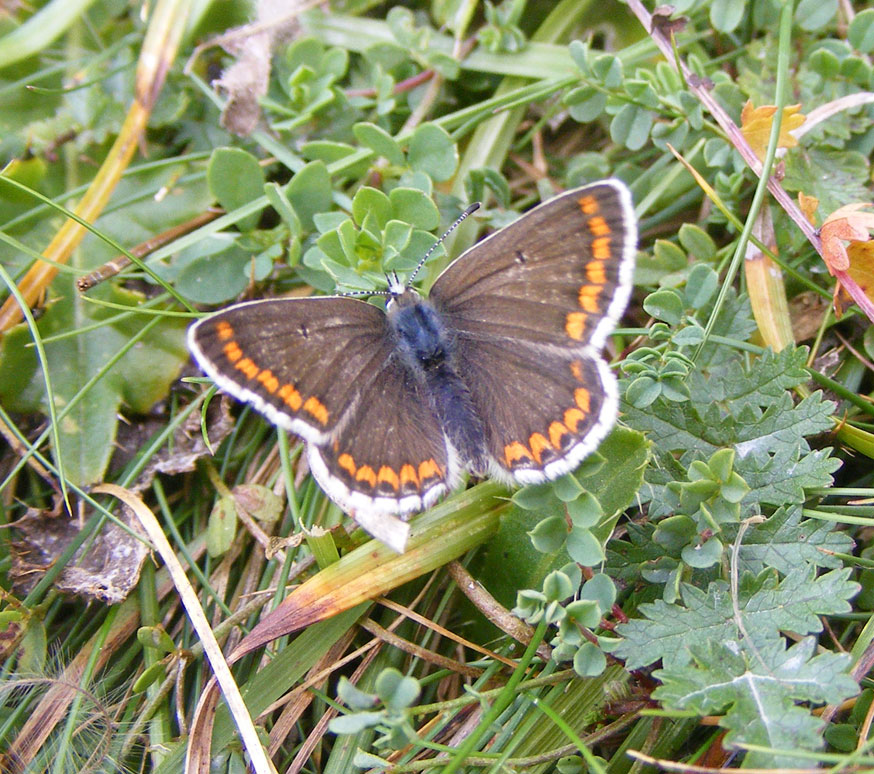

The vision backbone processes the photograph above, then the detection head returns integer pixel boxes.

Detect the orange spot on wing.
[591,237,612,261]
[418,459,442,484]
[575,387,591,412]
[303,396,329,425]
[278,384,302,411]
[570,360,586,381]
[528,433,552,464]
[216,321,234,341]
[578,284,602,313]
[338,453,356,476]
[257,369,279,393]
[586,260,607,284]
[355,465,377,487]
[549,421,569,449]
[578,195,599,215]
[400,464,419,490]
[564,407,587,433]
[223,342,243,363]
[588,215,611,237]
[504,441,533,467]
[235,358,260,380]
[565,312,587,340]
[378,466,400,492]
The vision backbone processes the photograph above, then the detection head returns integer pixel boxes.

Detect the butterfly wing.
[450,338,618,482]
[430,181,636,353]
[189,298,455,549]
[428,181,636,482]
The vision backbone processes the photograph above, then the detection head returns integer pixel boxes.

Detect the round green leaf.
[850,10,874,53]
[389,187,440,230]
[684,263,718,309]
[353,122,405,165]
[408,124,458,182]
[285,161,333,231]
[352,186,392,229]
[643,288,684,325]
[573,642,607,677]
[681,536,723,568]
[543,569,576,602]
[678,224,717,261]
[610,104,653,151]
[566,527,605,566]
[528,515,567,553]
[581,572,617,611]
[565,86,607,123]
[709,0,746,32]
[566,491,602,529]
[207,147,265,232]
[625,375,661,408]
[795,0,837,30]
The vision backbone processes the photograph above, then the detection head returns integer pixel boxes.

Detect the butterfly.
[188,180,636,550]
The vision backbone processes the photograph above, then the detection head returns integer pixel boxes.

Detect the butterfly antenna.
[407,202,480,286]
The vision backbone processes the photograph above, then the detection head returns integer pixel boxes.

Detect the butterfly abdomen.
[389,297,489,475]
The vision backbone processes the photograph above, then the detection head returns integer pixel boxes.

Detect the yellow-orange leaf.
[798,192,819,226]
[740,101,805,161]
[820,202,874,274]
[843,240,874,319]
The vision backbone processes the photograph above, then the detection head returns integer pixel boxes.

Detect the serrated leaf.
[736,506,854,575]
[656,637,856,768]
[614,567,858,670]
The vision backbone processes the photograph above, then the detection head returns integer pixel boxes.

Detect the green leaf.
[794,0,837,31]
[709,0,746,32]
[388,187,440,229]
[0,280,187,487]
[654,637,857,768]
[732,506,854,575]
[407,124,458,182]
[573,642,607,677]
[614,567,858,670]
[643,289,683,325]
[285,160,334,231]
[207,496,237,558]
[528,516,567,553]
[353,121,405,165]
[566,527,605,566]
[352,186,392,230]
[174,236,272,304]
[678,224,717,262]
[680,536,722,568]
[609,104,653,151]
[580,572,617,611]
[565,86,607,123]
[566,492,602,529]
[330,712,382,734]
[207,147,265,233]
[849,9,874,53]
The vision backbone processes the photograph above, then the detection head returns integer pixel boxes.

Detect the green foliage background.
[1,0,874,771]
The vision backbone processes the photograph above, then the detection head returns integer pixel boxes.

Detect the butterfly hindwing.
[448,337,617,483]
[307,357,455,527]
[430,181,636,353]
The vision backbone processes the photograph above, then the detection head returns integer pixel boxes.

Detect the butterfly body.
[188,180,637,550]
[387,289,490,478]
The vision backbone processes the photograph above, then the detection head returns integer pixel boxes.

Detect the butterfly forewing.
[430,181,636,353]
[188,297,392,443]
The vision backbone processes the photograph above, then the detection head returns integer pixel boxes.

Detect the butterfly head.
[385,272,422,311]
